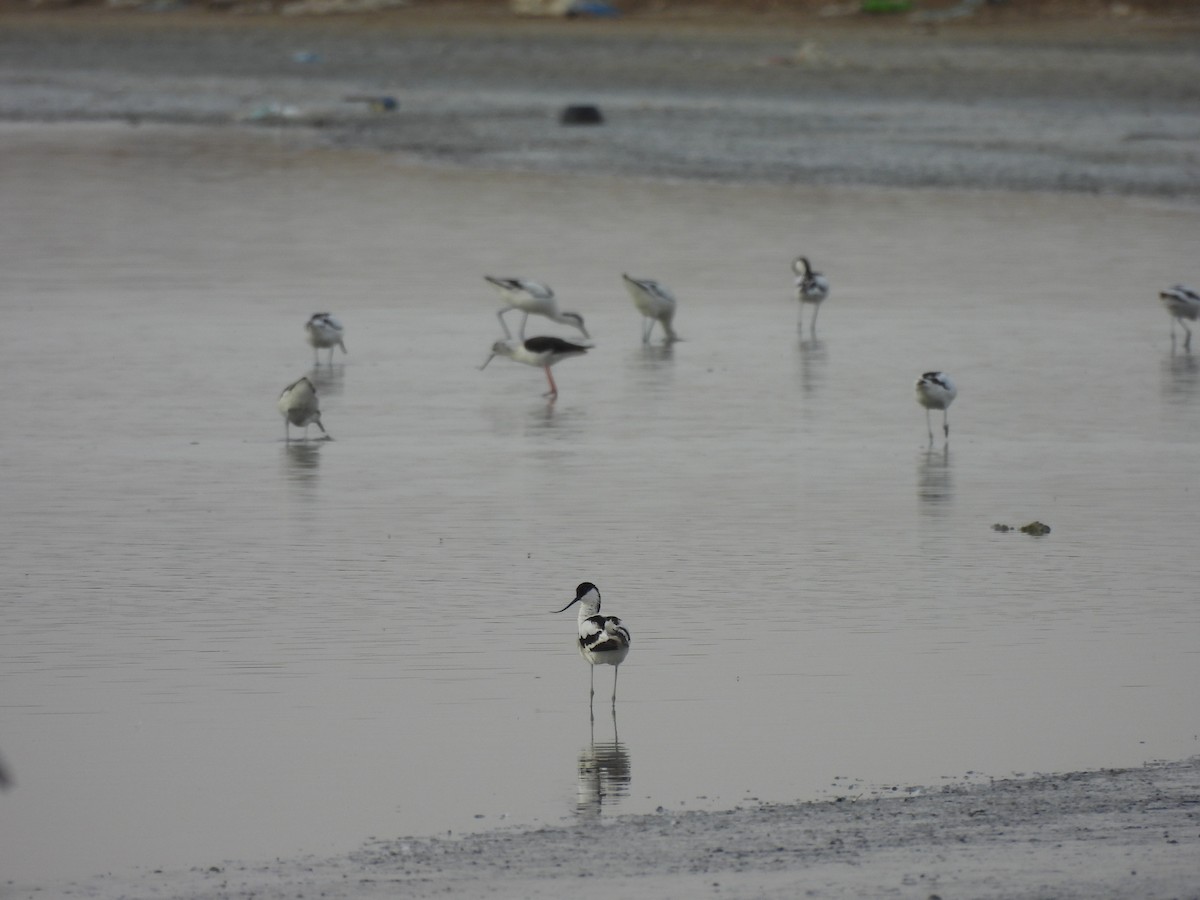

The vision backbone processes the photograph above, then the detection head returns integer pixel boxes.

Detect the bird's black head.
[555,581,600,614]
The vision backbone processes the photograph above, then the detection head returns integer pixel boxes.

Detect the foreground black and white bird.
[484,276,589,341]
[915,371,957,444]
[621,273,680,344]
[792,255,830,335]
[1159,284,1200,349]
[479,335,590,400]
[277,376,329,441]
[305,313,347,366]
[555,582,631,706]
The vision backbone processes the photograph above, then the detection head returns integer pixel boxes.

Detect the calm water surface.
[1,123,1198,887]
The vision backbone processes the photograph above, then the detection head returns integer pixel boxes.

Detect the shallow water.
[1,123,1198,887]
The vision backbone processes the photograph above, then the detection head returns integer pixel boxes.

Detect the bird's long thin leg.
[284,422,290,442]
[1184,321,1193,351]
[313,348,320,367]
[611,666,619,706]
[943,411,950,441]
[810,303,820,335]
[327,347,335,366]
[642,319,653,344]
[496,308,513,339]
[590,666,595,703]
[543,366,558,400]
[926,409,934,445]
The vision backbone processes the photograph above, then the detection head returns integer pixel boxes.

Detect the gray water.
[1,122,1198,887]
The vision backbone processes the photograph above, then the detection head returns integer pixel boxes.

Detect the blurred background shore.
[2,0,1197,196]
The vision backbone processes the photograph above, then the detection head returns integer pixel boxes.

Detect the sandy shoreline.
[29,757,1200,899]
[1,1,1198,197]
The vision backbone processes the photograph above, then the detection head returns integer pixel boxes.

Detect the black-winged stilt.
[479,335,590,400]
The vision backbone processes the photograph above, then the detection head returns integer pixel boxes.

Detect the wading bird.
[277,376,329,441]
[915,371,957,444]
[1159,284,1200,350]
[305,313,347,365]
[479,335,590,400]
[621,273,680,344]
[484,276,589,341]
[792,256,830,335]
[555,582,631,707]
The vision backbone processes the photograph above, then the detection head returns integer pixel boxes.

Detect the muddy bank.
[44,757,1200,899]
[0,3,1198,196]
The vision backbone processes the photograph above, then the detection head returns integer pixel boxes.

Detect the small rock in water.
[993,521,1050,536]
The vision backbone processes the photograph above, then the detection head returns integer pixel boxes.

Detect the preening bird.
[792,256,830,335]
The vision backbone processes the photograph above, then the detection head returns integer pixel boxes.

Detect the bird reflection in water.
[576,708,631,820]
[529,400,561,426]
[306,362,346,398]
[636,341,675,365]
[283,442,322,491]
[1162,345,1199,404]
[916,445,953,508]
[285,441,321,467]
[796,337,827,396]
